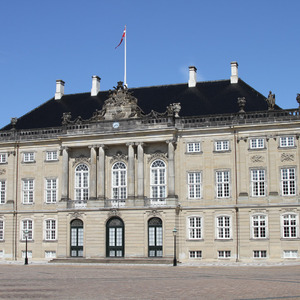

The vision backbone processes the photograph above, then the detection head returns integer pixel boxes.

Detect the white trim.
[215,215,232,239]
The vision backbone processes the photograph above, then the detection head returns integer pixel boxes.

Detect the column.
[136,143,144,198]
[98,145,106,199]
[61,147,69,200]
[167,140,175,196]
[127,143,135,198]
[89,145,97,200]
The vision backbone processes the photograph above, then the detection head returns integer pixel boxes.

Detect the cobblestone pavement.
[0,263,300,299]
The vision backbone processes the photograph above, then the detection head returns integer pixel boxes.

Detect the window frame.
[283,250,298,258]
[253,250,267,258]
[45,150,58,161]
[251,214,268,239]
[150,159,167,200]
[279,136,295,148]
[281,213,298,239]
[22,179,34,204]
[189,250,202,259]
[214,140,230,152]
[187,172,202,199]
[112,161,127,200]
[249,138,265,150]
[216,215,231,239]
[186,142,201,153]
[218,250,231,258]
[74,164,89,201]
[250,169,266,197]
[21,219,33,241]
[23,152,35,163]
[216,170,230,198]
[187,216,202,240]
[45,178,58,203]
[281,167,296,196]
[0,219,4,241]
[0,180,6,204]
[44,219,57,241]
[0,153,7,164]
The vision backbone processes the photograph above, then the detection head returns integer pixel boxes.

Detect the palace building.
[0,62,300,262]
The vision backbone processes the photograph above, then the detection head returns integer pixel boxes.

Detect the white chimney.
[230,61,238,84]
[188,66,197,87]
[91,75,101,96]
[55,80,65,100]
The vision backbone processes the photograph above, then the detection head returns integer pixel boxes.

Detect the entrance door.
[106,217,124,257]
[148,217,163,257]
[70,219,83,257]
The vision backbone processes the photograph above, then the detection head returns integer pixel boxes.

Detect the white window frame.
[218,250,231,258]
[45,178,58,203]
[75,164,89,201]
[216,170,230,198]
[251,214,267,239]
[188,216,202,240]
[187,142,201,153]
[45,251,56,259]
[281,213,298,239]
[281,167,296,196]
[188,172,202,199]
[44,219,57,241]
[0,219,4,241]
[112,162,127,200]
[23,152,35,163]
[249,138,265,149]
[21,219,33,241]
[150,160,167,201]
[253,250,267,258]
[283,250,298,258]
[215,140,230,152]
[22,179,34,204]
[216,215,231,239]
[251,169,266,197]
[46,150,58,161]
[280,136,295,148]
[189,250,202,259]
[0,153,7,164]
[22,251,32,258]
[0,181,6,204]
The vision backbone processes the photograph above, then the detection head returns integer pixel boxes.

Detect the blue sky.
[0,0,299,128]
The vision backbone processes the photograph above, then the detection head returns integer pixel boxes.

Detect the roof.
[1,79,276,130]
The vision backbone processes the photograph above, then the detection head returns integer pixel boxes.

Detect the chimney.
[188,66,197,87]
[91,75,101,96]
[55,80,65,100]
[230,61,238,84]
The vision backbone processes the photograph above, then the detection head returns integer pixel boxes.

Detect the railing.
[67,200,87,209]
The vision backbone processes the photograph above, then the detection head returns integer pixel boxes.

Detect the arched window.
[112,162,127,199]
[106,217,124,257]
[150,160,166,200]
[75,164,89,201]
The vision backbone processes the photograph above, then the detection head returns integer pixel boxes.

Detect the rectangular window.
[252,215,267,238]
[188,172,201,199]
[0,181,6,204]
[0,220,4,240]
[189,251,202,258]
[280,137,295,148]
[22,251,32,258]
[283,250,298,258]
[251,169,266,197]
[216,171,230,198]
[45,220,56,240]
[46,151,58,161]
[281,168,296,196]
[0,153,7,164]
[22,220,33,240]
[188,217,202,239]
[187,142,201,153]
[218,250,231,258]
[45,179,57,203]
[45,251,56,259]
[250,138,264,149]
[23,152,35,162]
[282,214,297,238]
[253,250,267,258]
[22,179,34,204]
[215,140,229,152]
[217,216,231,239]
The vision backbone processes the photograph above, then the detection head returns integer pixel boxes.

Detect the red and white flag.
[115,26,126,49]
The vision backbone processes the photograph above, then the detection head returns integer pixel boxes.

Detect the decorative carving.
[70,212,83,219]
[251,155,264,163]
[175,204,182,215]
[147,151,168,163]
[237,97,246,113]
[108,208,120,217]
[0,169,6,175]
[296,93,300,108]
[62,112,72,125]
[73,155,90,166]
[11,117,18,128]
[167,103,181,117]
[266,91,275,110]
[110,151,128,163]
[147,209,161,217]
[281,153,295,162]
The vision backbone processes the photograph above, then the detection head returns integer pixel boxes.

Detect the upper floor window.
[150,160,166,199]
[281,168,296,196]
[0,153,7,164]
[187,142,201,153]
[46,151,58,161]
[282,214,297,239]
[251,169,266,197]
[188,172,202,199]
[22,179,34,204]
[188,216,202,239]
[45,219,57,241]
[23,152,35,163]
[45,178,57,203]
[252,215,267,238]
[280,136,295,148]
[215,140,230,152]
[0,220,3,240]
[21,219,33,240]
[250,138,264,150]
[112,162,127,199]
[75,164,89,201]
[0,181,6,204]
[216,170,230,198]
[216,216,231,239]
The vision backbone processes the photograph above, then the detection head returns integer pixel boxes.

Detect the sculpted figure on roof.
[266,91,275,110]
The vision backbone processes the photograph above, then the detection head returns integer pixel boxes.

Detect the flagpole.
[124,25,127,87]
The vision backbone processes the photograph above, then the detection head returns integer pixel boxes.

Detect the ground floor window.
[218,250,231,258]
[45,251,56,259]
[253,250,267,258]
[106,217,124,257]
[22,250,32,258]
[189,250,202,258]
[148,217,163,257]
[283,250,298,258]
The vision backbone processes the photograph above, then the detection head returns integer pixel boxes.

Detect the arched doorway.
[106,217,124,257]
[70,219,83,257]
[148,217,163,257]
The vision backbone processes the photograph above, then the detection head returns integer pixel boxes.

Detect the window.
[216,170,230,198]
[188,217,202,239]
[215,140,229,152]
[0,181,6,204]
[251,169,266,197]
[46,151,58,161]
[0,153,7,163]
[189,251,202,258]
[45,178,57,203]
[253,250,267,258]
[23,152,35,162]
[0,220,4,240]
[280,136,295,148]
[187,142,201,153]
[216,216,231,239]
[112,162,127,199]
[283,250,298,258]
[282,214,297,238]
[252,215,267,238]
[188,172,201,199]
[250,138,264,149]
[281,168,296,196]
[22,179,34,204]
[150,160,166,201]
[45,219,56,241]
[218,250,231,258]
[21,219,33,240]
[45,251,56,259]
[75,164,89,201]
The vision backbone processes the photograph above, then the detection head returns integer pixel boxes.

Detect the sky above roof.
[0,0,299,129]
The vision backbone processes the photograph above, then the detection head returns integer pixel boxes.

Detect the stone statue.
[266,91,275,110]
[296,93,300,108]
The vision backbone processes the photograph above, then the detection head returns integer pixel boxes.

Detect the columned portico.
[127,143,135,198]
[98,145,106,199]
[136,142,144,198]
[61,146,69,200]
[89,145,97,200]
[167,140,175,196]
